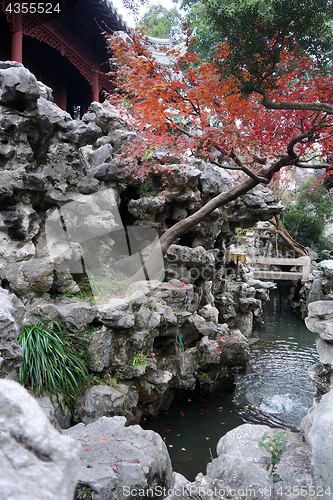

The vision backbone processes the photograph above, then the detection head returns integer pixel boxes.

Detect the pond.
[141,288,319,481]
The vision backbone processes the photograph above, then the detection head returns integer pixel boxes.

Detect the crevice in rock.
[118,185,139,226]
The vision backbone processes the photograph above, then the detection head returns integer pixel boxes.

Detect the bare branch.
[256,88,333,115]
[295,162,332,169]
[287,132,310,158]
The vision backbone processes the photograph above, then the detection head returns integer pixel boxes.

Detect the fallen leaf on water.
[187,398,191,402]
[85,448,91,451]
[165,429,171,432]
[221,422,226,425]
[168,444,173,448]
[181,448,186,451]
[205,437,210,440]
[177,434,180,437]
[188,458,192,461]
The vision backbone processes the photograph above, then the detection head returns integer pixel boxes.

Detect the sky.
[111,0,178,28]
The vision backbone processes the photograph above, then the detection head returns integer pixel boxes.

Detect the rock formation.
[0,379,80,500]
[0,61,281,418]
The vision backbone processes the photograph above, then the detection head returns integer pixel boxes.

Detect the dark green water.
[142,291,319,481]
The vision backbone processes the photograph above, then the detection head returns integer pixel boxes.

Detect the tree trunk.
[124,155,293,285]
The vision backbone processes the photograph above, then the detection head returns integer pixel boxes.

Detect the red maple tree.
[107,29,333,269]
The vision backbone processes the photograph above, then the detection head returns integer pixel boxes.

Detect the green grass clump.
[18,317,89,411]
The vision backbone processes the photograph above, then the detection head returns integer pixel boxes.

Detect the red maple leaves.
[108,30,333,188]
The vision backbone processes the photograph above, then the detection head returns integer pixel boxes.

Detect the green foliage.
[259,430,288,483]
[18,317,89,411]
[133,319,142,332]
[63,277,94,304]
[132,351,151,371]
[140,181,159,197]
[76,485,92,500]
[203,0,333,93]
[137,4,184,41]
[282,175,333,253]
[89,269,128,300]
[182,1,222,60]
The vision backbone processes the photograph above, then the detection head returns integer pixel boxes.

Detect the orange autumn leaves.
[109,30,333,180]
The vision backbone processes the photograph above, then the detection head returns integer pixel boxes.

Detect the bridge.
[248,256,311,282]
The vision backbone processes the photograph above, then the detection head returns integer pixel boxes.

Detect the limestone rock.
[77,176,100,194]
[37,96,71,127]
[200,163,233,196]
[79,384,139,424]
[108,128,137,151]
[198,335,249,367]
[128,195,165,220]
[89,326,114,372]
[199,304,219,323]
[50,297,97,332]
[98,298,135,329]
[34,393,72,430]
[302,388,333,497]
[318,260,333,278]
[3,257,54,295]
[0,379,81,500]
[90,101,132,134]
[307,363,333,397]
[64,416,174,500]
[90,143,113,167]
[59,119,102,146]
[305,301,333,342]
[0,201,39,242]
[193,424,314,500]
[0,287,25,377]
[0,63,40,107]
[316,337,333,367]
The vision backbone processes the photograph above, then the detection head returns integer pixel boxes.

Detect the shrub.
[282,174,333,253]
[18,317,89,411]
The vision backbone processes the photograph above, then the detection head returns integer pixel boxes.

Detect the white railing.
[248,256,311,282]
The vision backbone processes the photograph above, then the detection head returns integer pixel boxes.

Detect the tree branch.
[256,88,333,115]
[295,162,332,169]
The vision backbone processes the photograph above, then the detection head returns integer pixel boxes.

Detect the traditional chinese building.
[0,0,129,116]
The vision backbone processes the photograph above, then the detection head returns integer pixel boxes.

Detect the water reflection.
[142,290,319,480]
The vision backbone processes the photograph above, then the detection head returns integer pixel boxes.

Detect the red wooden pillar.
[92,62,99,103]
[11,12,23,63]
[60,77,67,111]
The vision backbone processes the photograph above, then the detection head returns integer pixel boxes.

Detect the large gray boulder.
[193,424,314,500]
[301,388,333,498]
[0,287,25,378]
[0,379,81,500]
[305,301,333,343]
[3,256,54,295]
[78,384,140,425]
[64,416,174,500]
[0,61,40,107]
